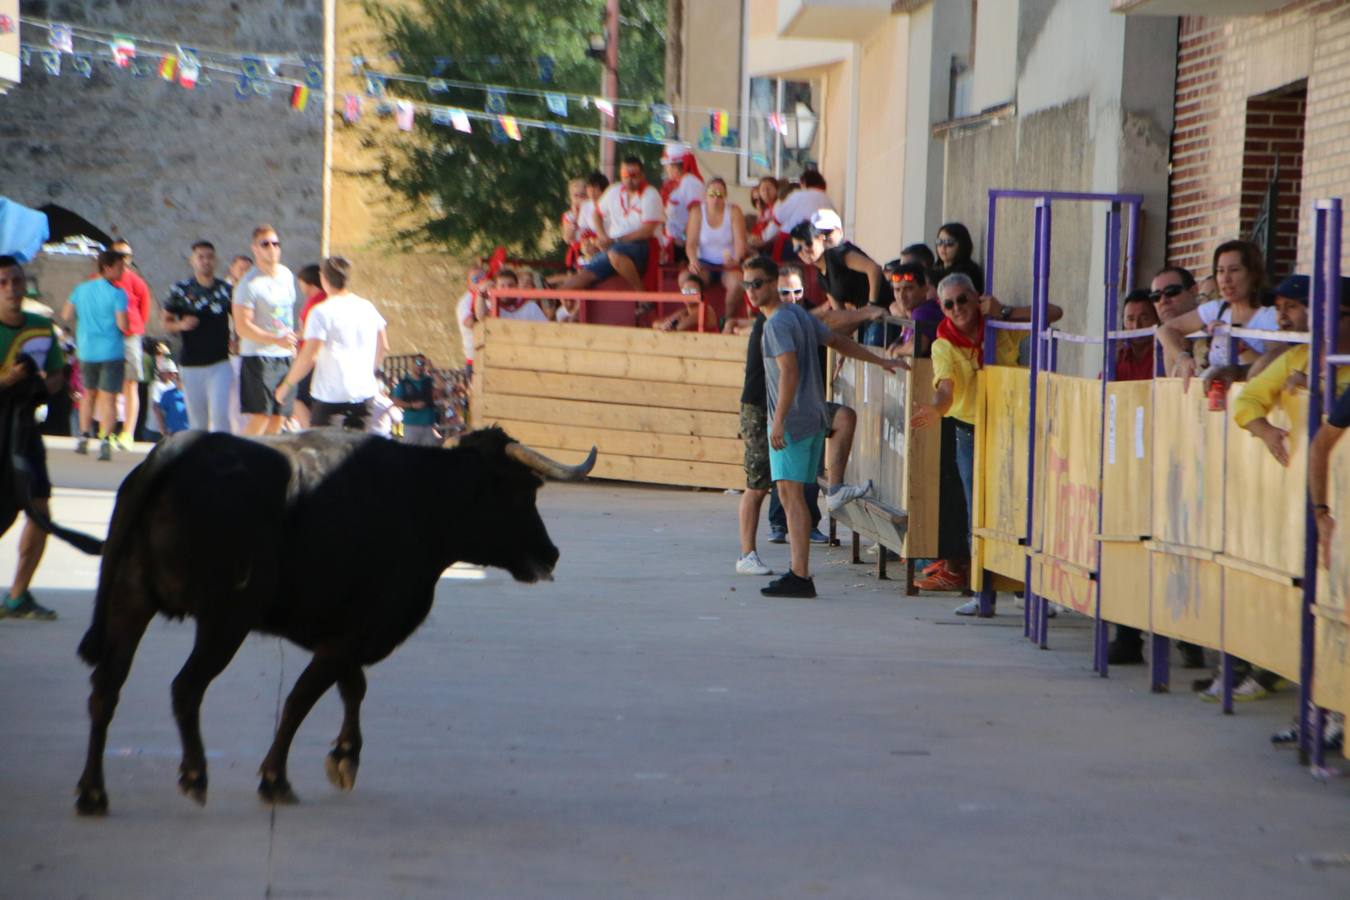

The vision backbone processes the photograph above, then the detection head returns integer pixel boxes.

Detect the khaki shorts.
[739,402,772,491]
[124,336,147,383]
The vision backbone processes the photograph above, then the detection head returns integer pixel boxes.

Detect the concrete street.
[1,440,1349,899]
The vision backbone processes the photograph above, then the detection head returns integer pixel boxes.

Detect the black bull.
[73,426,595,816]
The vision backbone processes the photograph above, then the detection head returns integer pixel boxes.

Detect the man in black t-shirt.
[162,241,235,432]
[735,291,774,576]
[791,210,889,346]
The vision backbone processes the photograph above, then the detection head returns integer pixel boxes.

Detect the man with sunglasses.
[1148,266,1200,323]
[232,225,298,436]
[883,261,943,358]
[744,256,905,598]
[910,273,1060,611]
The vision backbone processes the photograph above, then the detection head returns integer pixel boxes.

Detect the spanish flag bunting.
[500,115,522,141]
[177,49,200,89]
[111,34,136,68]
[159,54,177,82]
[290,85,309,112]
[712,110,730,138]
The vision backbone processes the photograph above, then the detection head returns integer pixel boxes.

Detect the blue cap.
[1275,274,1310,303]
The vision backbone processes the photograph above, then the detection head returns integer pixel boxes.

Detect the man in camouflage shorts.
[735,267,777,576]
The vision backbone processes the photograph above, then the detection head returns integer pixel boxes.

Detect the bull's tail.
[23,503,104,555]
[77,432,209,667]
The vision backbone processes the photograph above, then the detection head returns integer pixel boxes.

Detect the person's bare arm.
[60,302,76,325]
[375,329,389,371]
[769,351,798,451]
[1158,308,1206,384]
[232,303,293,350]
[823,331,907,372]
[685,207,703,275]
[978,295,1064,324]
[816,304,883,334]
[910,379,955,430]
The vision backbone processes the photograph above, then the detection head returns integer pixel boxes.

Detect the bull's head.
[457,427,596,583]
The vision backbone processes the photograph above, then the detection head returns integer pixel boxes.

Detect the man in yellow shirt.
[910,272,1062,612]
[1234,275,1350,466]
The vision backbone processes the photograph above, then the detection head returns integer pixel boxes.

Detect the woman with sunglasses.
[931,222,985,295]
[653,269,719,333]
[910,273,1061,606]
[686,178,748,322]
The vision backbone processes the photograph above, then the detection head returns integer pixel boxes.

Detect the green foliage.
[367,0,667,259]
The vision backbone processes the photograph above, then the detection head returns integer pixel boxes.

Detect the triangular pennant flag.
[131,60,152,79]
[350,55,365,75]
[0,16,17,36]
[365,73,385,98]
[159,54,177,82]
[178,48,200,89]
[536,55,554,83]
[235,74,253,100]
[263,57,279,77]
[252,78,271,97]
[489,120,507,145]
[697,126,714,151]
[344,93,362,123]
[545,93,567,117]
[595,98,615,118]
[304,62,324,90]
[648,120,668,140]
[290,85,309,112]
[427,79,449,94]
[450,109,471,134]
[41,49,61,77]
[485,89,506,114]
[430,109,452,127]
[767,112,788,136]
[72,53,93,78]
[499,115,522,141]
[111,35,136,68]
[651,103,675,124]
[547,122,568,147]
[750,152,769,168]
[50,23,74,54]
[241,56,263,80]
[375,100,394,117]
[395,100,415,131]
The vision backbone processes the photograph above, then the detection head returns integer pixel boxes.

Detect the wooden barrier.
[830,357,942,557]
[1098,380,1152,633]
[973,366,1031,586]
[474,318,747,489]
[1315,434,1350,728]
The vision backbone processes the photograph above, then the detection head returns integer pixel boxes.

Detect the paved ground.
[2,440,1349,899]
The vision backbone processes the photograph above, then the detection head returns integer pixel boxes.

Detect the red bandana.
[936,310,985,355]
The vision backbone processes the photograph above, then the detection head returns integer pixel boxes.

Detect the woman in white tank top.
[686,177,748,322]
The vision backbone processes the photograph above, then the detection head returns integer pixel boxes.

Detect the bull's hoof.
[324,746,359,792]
[75,785,108,817]
[178,769,208,806]
[257,772,299,805]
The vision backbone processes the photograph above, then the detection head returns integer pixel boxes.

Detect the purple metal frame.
[982,189,1143,654]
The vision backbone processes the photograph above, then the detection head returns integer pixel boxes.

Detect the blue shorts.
[769,429,826,484]
[583,240,649,281]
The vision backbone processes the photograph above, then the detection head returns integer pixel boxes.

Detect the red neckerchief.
[936,311,985,357]
[620,179,649,216]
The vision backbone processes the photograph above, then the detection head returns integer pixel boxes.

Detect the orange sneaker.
[916,565,968,592]
[921,560,949,577]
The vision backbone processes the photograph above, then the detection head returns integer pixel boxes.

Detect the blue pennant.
[537,55,554,83]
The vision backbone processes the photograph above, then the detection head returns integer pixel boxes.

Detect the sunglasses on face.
[941,294,972,311]
[1148,284,1185,301]
[257,240,281,248]
[890,273,917,285]
[935,238,958,248]
[743,278,769,289]
[680,286,701,296]
[779,287,804,297]
[707,191,726,199]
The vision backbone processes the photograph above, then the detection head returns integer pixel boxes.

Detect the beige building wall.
[853,15,909,259]
[330,0,465,366]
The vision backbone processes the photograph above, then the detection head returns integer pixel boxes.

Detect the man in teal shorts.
[744,255,905,598]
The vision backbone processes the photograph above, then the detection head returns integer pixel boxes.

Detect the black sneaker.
[761,571,816,598]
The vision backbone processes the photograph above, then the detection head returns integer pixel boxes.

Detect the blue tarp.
[0,197,50,263]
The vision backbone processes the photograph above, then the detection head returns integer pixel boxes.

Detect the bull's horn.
[505,442,597,481]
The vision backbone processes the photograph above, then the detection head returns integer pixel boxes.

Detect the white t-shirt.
[303,292,387,403]
[1196,299,1279,365]
[576,199,599,240]
[597,183,664,241]
[500,301,548,322]
[233,265,297,358]
[774,188,835,235]
[456,290,476,364]
[367,391,401,437]
[664,173,704,243]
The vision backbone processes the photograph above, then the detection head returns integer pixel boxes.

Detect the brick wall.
[1238,90,1305,279]
[1165,1,1350,278]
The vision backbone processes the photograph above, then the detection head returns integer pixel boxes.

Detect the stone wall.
[1,0,325,308]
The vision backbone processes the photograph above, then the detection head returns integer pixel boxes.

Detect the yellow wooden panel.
[490,420,742,466]
[1316,432,1350,617]
[1221,568,1302,683]
[527,445,742,490]
[484,317,750,362]
[903,360,942,560]
[1224,390,1307,579]
[1099,541,1150,631]
[483,344,744,388]
[980,536,1027,583]
[977,366,1031,542]
[1036,374,1102,573]
[1313,617,1350,740]
[1101,380,1152,538]
[1150,379,1225,552]
[1032,557,1096,616]
[1149,551,1221,648]
[478,394,741,439]
[483,369,742,414]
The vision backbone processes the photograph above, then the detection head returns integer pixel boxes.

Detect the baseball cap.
[158,360,179,375]
[1275,274,1311,304]
[809,209,842,235]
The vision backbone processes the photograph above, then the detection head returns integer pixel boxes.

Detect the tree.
[368,0,668,259]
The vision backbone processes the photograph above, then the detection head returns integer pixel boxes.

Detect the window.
[743,76,821,183]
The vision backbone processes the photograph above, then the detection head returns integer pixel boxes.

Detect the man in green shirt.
[0,256,68,620]
[393,355,441,446]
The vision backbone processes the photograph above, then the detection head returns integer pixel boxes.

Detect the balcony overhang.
[778,0,893,42]
[1111,0,1293,14]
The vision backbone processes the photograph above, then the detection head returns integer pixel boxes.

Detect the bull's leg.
[257,655,340,804]
[76,605,154,816]
[325,666,366,792]
[171,621,250,806]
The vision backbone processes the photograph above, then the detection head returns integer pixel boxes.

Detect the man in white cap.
[660,143,705,262]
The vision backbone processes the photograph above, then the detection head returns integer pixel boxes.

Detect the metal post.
[1026,199,1050,646]
[985,193,1000,296]
[1151,635,1171,692]
[1096,204,1122,677]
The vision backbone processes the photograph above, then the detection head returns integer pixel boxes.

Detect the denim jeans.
[953,421,975,556]
[769,483,821,532]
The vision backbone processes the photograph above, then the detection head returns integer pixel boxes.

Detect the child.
[152,362,190,438]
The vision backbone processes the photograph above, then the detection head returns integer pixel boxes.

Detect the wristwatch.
[1000,305,1013,321]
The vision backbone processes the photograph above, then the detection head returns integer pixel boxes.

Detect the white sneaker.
[736,551,773,576]
[1044,603,1058,619]
[826,479,873,512]
[954,598,982,616]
